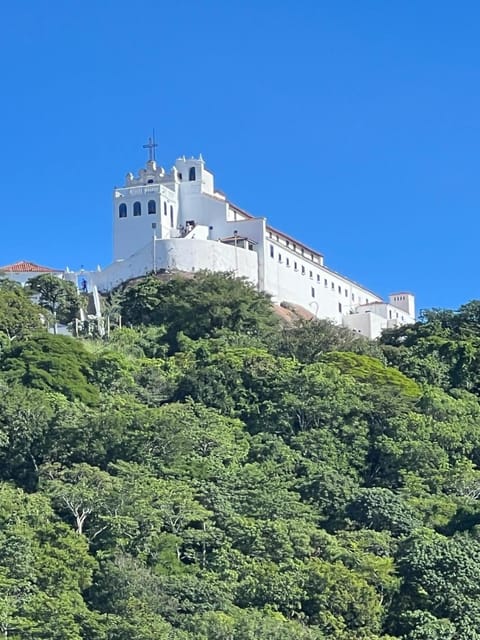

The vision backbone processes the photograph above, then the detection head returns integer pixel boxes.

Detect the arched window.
[189,166,196,181]
[133,201,141,216]
[118,203,127,218]
[148,200,156,215]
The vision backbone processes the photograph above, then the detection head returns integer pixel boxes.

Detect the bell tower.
[112,135,179,261]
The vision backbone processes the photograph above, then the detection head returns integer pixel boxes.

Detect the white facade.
[88,153,416,339]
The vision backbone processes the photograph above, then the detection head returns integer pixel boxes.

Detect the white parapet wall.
[91,237,259,293]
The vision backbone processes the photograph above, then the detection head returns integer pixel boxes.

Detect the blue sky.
[1,1,479,313]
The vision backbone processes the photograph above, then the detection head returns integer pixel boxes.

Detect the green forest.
[2,272,480,639]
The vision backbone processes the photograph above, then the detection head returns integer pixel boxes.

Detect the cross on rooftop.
[143,131,158,162]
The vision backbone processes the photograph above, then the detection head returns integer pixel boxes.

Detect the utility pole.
[234,229,238,274]
[152,223,157,274]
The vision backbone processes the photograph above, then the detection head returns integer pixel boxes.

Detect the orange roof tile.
[0,260,61,273]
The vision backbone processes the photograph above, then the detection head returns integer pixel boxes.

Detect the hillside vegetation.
[1,273,480,639]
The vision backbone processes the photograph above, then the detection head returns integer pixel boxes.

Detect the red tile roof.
[0,260,61,273]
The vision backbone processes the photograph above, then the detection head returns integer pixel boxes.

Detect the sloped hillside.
[1,273,480,639]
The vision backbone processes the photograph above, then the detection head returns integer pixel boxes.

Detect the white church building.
[84,146,415,339]
[1,145,415,339]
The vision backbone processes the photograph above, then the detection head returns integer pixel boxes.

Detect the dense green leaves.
[119,271,279,349]
[380,301,480,392]
[0,334,99,404]
[0,274,480,637]
[0,280,43,343]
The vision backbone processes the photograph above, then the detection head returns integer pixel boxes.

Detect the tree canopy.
[0,272,479,637]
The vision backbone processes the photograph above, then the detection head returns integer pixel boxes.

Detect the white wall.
[91,237,259,293]
[262,239,383,323]
[343,311,388,339]
[356,301,415,324]
[155,238,258,281]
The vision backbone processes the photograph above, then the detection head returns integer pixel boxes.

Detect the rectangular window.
[324,278,328,287]
[278,253,282,262]
[286,240,290,248]
[294,262,298,271]
[345,289,348,297]
[311,253,314,261]
[293,243,296,251]
[309,270,313,278]
[311,287,315,298]
[352,293,355,301]
[331,282,335,290]
[270,245,274,258]
[317,274,320,283]
[338,285,341,294]
[338,302,342,313]
[286,258,290,267]
[301,265,305,275]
